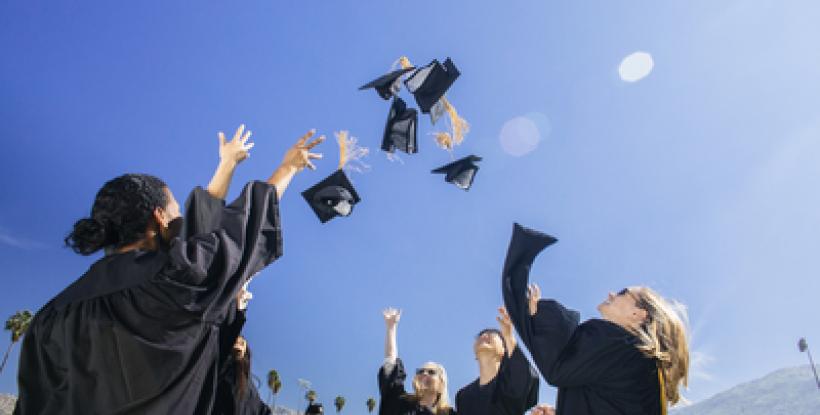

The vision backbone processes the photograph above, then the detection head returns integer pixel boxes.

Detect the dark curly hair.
[65,174,169,255]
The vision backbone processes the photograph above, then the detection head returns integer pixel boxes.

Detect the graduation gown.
[378,358,457,415]
[15,182,283,415]
[454,346,539,415]
[501,223,662,415]
[214,309,271,415]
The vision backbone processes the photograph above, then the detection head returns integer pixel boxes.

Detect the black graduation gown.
[14,182,283,415]
[454,346,538,415]
[501,223,662,415]
[378,358,457,415]
[214,309,271,415]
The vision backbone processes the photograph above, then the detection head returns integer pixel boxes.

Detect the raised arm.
[498,306,517,358]
[267,129,325,200]
[207,124,254,200]
[493,306,540,414]
[378,308,407,415]
[383,308,401,363]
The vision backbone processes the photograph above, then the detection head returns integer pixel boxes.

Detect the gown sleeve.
[157,181,283,318]
[500,223,574,381]
[378,357,409,415]
[491,345,540,415]
[179,186,226,239]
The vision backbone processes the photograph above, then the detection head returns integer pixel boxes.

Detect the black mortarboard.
[431,155,482,190]
[306,403,324,414]
[404,58,460,113]
[381,97,418,154]
[302,169,361,223]
[359,67,416,100]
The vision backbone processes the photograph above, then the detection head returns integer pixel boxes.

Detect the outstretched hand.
[280,129,324,173]
[497,306,513,340]
[531,404,556,415]
[497,306,516,356]
[267,129,325,199]
[218,124,254,165]
[383,308,401,328]
[527,283,541,316]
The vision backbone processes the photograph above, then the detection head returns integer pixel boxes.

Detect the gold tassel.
[398,56,413,70]
[434,132,453,151]
[336,130,349,170]
[658,366,667,415]
[440,97,469,145]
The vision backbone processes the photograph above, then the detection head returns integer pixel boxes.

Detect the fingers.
[498,306,511,321]
[233,124,246,141]
[296,129,316,146]
[218,132,226,147]
[243,142,255,151]
[241,129,252,144]
[304,134,325,150]
[307,152,322,160]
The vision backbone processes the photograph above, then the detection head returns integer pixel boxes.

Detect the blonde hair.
[410,362,452,415]
[631,287,690,407]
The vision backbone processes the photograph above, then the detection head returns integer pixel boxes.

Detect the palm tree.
[267,369,282,408]
[305,389,317,405]
[334,396,345,413]
[1,310,32,374]
[366,397,376,413]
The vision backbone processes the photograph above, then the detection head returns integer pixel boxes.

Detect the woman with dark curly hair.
[15,125,324,415]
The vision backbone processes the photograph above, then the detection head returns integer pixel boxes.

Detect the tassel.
[336,130,349,170]
[434,132,453,151]
[336,130,371,173]
[440,97,469,145]
[658,366,667,415]
[398,56,413,70]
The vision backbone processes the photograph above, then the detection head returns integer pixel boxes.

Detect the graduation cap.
[404,57,460,113]
[302,169,361,223]
[381,97,418,154]
[431,155,482,190]
[359,67,416,100]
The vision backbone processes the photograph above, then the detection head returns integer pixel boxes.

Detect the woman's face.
[414,363,442,394]
[156,187,182,241]
[473,331,504,359]
[597,287,648,330]
[161,187,181,221]
[233,336,247,359]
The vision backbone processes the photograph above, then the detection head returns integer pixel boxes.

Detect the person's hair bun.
[65,217,109,255]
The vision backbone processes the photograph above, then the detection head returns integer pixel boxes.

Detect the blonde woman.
[501,223,689,415]
[379,308,456,415]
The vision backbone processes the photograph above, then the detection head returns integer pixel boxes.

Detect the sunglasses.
[617,288,651,312]
[416,368,438,376]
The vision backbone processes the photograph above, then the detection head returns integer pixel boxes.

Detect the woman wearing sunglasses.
[378,308,456,415]
[501,223,689,415]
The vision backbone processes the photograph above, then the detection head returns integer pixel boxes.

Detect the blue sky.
[2,0,820,411]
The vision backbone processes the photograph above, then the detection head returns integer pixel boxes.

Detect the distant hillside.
[673,365,820,415]
[0,394,15,415]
